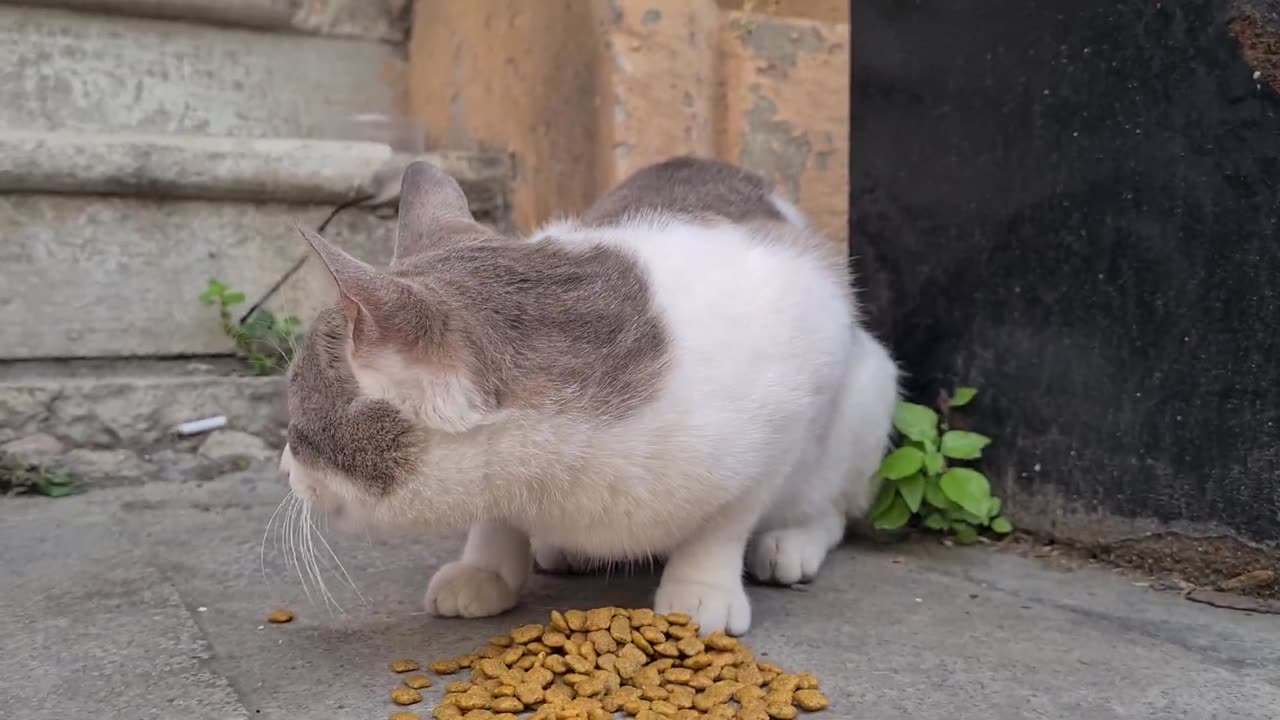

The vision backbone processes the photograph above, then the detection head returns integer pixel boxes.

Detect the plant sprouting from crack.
[199,279,303,375]
[0,453,79,498]
[871,387,1013,543]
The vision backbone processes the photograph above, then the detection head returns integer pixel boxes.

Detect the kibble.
[404,674,433,689]
[391,687,423,706]
[389,713,421,720]
[390,607,829,717]
[266,608,294,624]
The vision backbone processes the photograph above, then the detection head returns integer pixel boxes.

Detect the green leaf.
[879,447,925,480]
[950,387,978,407]
[222,291,246,306]
[893,402,939,444]
[923,450,945,476]
[35,474,78,498]
[946,507,988,526]
[990,516,1013,534]
[924,477,951,509]
[939,468,992,517]
[871,482,897,518]
[953,524,979,544]
[872,495,912,530]
[940,430,992,460]
[923,512,950,531]
[986,496,1002,519]
[896,473,925,513]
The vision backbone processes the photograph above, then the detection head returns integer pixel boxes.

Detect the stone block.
[0,5,396,138]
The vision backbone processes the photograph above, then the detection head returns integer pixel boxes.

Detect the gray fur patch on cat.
[286,308,421,496]
[285,160,672,493]
[583,155,787,226]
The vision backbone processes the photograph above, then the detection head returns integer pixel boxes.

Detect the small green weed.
[199,279,303,375]
[871,386,1013,543]
[0,453,80,498]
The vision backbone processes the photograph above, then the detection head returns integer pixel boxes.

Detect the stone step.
[0,132,511,359]
[0,4,397,138]
[0,358,288,484]
[7,0,410,41]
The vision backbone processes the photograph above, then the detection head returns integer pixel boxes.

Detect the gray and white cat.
[279,156,899,635]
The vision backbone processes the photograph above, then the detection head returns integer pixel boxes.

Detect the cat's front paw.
[654,579,752,636]
[425,561,520,618]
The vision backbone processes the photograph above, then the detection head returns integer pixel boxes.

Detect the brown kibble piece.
[390,713,421,720]
[500,647,524,666]
[511,624,544,644]
[610,615,633,644]
[565,610,587,631]
[585,608,614,631]
[665,612,691,626]
[542,631,568,648]
[392,659,422,673]
[490,697,523,713]
[705,632,736,651]
[630,608,656,626]
[267,609,294,624]
[649,699,679,716]
[488,635,513,648]
[516,681,545,704]
[794,689,830,711]
[392,687,423,706]
[588,629,618,654]
[667,624,696,640]
[640,626,666,645]
[565,653,594,674]
[546,683,574,704]
[795,673,819,690]
[550,610,571,632]
[446,681,473,693]
[654,642,680,658]
[640,685,669,701]
[431,660,461,675]
[433,708,463,720]
[663,667,694,684]
[675,637,705,657]
[575,677,606,697]
[404,674,433,689]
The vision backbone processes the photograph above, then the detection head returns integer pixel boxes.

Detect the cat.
[279,156,899,635]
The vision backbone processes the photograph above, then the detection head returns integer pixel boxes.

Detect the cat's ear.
[296,226,428,344]
[394,161,475,261]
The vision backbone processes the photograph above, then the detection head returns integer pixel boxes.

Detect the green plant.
[0,454,79,498]
[199,279,303,375]
[870,386,1013,543]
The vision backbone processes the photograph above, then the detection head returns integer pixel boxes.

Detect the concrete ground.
[1,469,1277,720]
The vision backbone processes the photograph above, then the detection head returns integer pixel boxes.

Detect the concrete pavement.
[1,469,1277,720]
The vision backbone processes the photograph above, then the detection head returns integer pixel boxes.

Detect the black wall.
[851,0,1280,544]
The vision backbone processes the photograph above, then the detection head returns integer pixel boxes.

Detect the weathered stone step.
[7,0,409,41]
[0,358,288,484]
[0,4,397,137]
[0,133,511,359]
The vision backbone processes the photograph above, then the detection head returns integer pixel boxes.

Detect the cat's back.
[581,156,804,228]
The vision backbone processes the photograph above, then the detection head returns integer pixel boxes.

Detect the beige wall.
[408,0,849,245]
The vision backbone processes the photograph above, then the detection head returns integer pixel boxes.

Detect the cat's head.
[279,162,494,528]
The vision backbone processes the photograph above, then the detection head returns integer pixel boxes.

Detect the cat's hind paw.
[424,561,519,618]
[654,579,752,636]
[748,526,833,586]
[532,544,595,575]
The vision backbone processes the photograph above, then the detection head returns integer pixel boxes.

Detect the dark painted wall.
[851,0,1280,544]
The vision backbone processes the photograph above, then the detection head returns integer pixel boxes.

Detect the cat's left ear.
[393,161,475,261]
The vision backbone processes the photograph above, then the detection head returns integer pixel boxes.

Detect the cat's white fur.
[283,203,899,635]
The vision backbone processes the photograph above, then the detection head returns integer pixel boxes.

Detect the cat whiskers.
[273,494,367,613]
[260,493,291,583]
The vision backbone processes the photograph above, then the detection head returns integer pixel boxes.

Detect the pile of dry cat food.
[386,607,829,719]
